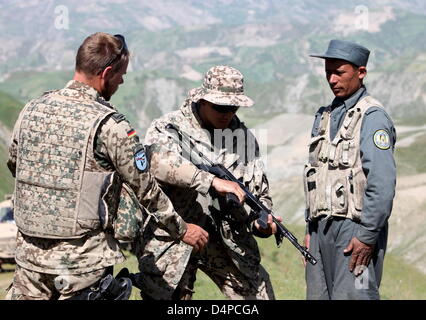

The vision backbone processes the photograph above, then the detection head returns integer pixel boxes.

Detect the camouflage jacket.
[7,80,187,275]
[137,96,273,298]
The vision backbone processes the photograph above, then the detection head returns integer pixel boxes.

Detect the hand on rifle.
[254,213,283,236]
[212,177,246,204]
[181,223,209,252]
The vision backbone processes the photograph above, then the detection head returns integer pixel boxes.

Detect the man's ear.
[100,66,113,81]
[358,66,367,80]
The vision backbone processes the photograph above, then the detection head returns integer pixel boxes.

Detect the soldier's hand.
[344,237,375,276]
[302,234,310,268]
[181,223,209,252]
[211,177,246,204]
[254,214,282,236]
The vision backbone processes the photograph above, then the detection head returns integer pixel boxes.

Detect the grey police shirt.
[311,86,397,244]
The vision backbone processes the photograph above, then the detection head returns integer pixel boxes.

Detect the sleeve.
[7,106,27,177]
[7,125,19,177]
[144,121,216,196]
[250,138,273,212]
[251,158,275,238]
[258,173,273,211]
[7,101,32,178]
[356,107,397,244]
[96,117,188,240]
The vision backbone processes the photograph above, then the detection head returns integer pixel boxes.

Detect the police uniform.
[304,40,396,299]
[6,80,186,300]
[134,66,275,300]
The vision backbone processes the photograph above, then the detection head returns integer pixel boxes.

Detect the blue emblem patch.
[134,149,148,172]
[373,129,391,150]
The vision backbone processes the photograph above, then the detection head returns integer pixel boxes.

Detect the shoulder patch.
[373,129,391,150]
[134,145,149,172]
[127,127,140,143]
[127,128,137,138]
[111,113,126,123]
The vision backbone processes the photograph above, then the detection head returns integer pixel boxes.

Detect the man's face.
[325,59,366,99]
[101,59,129,101]
[198,100,239,130]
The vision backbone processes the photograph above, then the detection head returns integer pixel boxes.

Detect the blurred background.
[0,0,425,299]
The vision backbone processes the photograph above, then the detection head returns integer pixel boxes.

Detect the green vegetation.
[395,132,426,175]
[0,264,15,299]
[381,253,426,300]
[0,91,21,199]
[0,91,23,129]
[0,70,72,103]
[0,143,14,200]
[114,225,426,300]
[395,114,426,127]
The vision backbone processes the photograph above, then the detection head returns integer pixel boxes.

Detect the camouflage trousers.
[5,265,106,300]
[151,232,275,300]
[173,258,275,300]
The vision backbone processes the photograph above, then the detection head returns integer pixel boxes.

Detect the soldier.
[133,65,281,300]
[303,40,396,299]
[5,32,203,300]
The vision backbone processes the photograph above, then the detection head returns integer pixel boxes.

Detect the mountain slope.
[0,91,22,199]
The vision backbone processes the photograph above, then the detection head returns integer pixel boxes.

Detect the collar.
[64,80,101,101]
[331,85,368,112]
[177,99,243,167]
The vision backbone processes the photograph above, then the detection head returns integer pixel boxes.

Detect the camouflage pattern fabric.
[6,81,187,298]
[137,84,274,299]
[176,238,275,300]
[5,264,106,300]
[13,81,116,238]
[188,65,254,107]
[113,183,146,241]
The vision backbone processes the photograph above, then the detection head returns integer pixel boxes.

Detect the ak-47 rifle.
[165,123,317,265]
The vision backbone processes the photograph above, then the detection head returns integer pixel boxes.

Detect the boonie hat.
[188,65,254,107]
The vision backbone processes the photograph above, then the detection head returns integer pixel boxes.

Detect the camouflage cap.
[188,65,254,107]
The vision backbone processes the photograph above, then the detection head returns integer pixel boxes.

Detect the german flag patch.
[127,129,137,139]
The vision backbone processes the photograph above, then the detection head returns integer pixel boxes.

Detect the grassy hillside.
[0,71,72,105]
[0,90,22,199]
[395,132,426,176]
[0,91,22,130]
[0,143,14,200]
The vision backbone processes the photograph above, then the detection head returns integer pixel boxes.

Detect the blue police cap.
[310,39,370,67]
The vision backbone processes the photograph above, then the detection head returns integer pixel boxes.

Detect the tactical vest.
[13,88,139,239]
[303,96,383,222]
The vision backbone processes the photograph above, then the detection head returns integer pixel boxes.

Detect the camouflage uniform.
[135,66,275,300]
[6,80,187,300]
